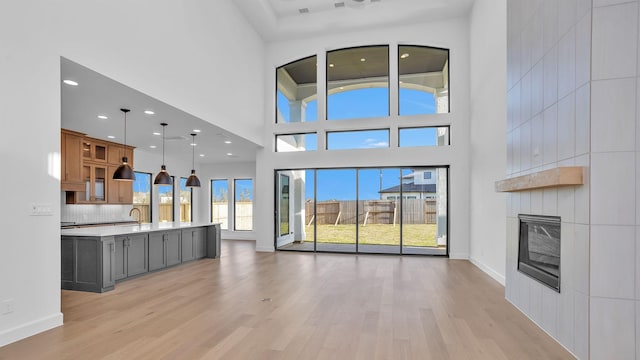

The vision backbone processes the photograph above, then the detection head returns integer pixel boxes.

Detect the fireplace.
[518,214,561,292]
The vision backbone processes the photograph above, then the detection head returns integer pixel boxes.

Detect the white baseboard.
[255,245,274,252]
[469,257,506,286]
[0,312,63,347]
[221,231,256,240]
[449,252,469,259]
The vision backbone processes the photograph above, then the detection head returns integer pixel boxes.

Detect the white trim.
[255,244,275,252]
[221,231,256,240]
[469,257,505,286]
[448,252,469,259]
[0,312,63,347]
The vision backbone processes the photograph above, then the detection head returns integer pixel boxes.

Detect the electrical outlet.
[2,299,14,315]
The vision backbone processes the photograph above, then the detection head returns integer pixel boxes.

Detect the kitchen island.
[61,222,221,293]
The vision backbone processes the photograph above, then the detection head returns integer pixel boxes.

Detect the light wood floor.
[0,240,573,359]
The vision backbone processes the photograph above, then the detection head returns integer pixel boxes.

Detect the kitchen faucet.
[129,207,142,224]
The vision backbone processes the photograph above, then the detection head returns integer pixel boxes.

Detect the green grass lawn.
[305,224,437,247]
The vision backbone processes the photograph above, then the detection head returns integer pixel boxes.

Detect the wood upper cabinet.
[108,145,134,166]
[61,129,85,191]
[63,129,135,204]
[108,165,133,204]
[82,138,108,163]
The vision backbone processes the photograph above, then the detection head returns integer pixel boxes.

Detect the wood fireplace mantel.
[495,167,584,192]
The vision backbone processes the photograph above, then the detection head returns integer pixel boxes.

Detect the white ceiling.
[61,58,260,165]
[234,0,475,41]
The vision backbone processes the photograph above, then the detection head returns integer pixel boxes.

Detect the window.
[276,133,317,152]
[234,179,253,231]
[133,172,151,224]
[179,177,192,222]
[211,180,229,230]
[275,167,448,255]
[158,176,174,223]
[327,46,389,120]
[276,55,317,123]
[326,129,389,150]
[399,126,449,147]
[398,45,449,115]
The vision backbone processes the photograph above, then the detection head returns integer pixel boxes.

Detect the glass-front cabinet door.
[77,164,107,203]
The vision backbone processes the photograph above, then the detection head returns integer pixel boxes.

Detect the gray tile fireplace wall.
[507,0,640,358]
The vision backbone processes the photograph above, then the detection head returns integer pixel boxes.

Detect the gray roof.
[379,183,436,193]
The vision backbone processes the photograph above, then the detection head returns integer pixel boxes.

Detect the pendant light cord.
[122,111,127,159]
[162,125,166,166]
[192,134,196,169]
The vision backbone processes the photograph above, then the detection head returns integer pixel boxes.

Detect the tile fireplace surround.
[507,1,640,358]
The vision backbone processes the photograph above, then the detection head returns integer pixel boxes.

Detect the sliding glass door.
[275,167,448,256]
[316,169,356,253]
[401,167,447,255]
[358,168,400,254]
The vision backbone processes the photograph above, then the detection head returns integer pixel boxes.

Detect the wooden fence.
[305,199,436,225]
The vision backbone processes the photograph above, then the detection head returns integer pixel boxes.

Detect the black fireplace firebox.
[518,214,561,292]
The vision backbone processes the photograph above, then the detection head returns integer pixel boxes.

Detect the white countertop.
[61,222,218,237]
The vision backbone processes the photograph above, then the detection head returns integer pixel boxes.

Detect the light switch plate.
[1,299,14,315]
[30,203,53,216]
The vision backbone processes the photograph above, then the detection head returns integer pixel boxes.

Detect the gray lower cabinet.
[181,227,206,262]
[62,225,219,293]
[61,236,115,293]
[115,233,148,280]
[149,230,181,271]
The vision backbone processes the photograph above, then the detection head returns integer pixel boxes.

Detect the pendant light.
[186,133,201,187]
[153,123,172,185]
[112,108,136,181]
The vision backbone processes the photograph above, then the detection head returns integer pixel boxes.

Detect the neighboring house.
[378,169,437,200]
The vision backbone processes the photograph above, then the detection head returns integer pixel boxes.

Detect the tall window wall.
[274,45,451,255]
[133,172,151,224]
[179,177,192,222]
[211,179,229,229]
[158,176,174,223]
[234,179,253,231]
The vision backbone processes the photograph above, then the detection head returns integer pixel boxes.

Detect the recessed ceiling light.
[329,63,335,67]
[63,79,78,86]
[193,129,201,133]
[153,132,161,136]
[401,53,410,59]
[190,143,197,146]
[226,152,233,156]
[360,58,366,62]
[97,115,108,119]
[399,81,403,84]
[150,145,157,149]
[339,87,344,90]
[199,154,205,157]
[224,140,232,144]
[144,110,155,115]
[107,135,115,139]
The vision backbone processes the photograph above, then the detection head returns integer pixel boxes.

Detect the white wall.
[199,161,256,240]
[468,0,507,285]
[255,18,472,256]
[0,0,264,346]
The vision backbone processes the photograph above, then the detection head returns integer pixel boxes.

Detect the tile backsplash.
[60,191,133,223]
